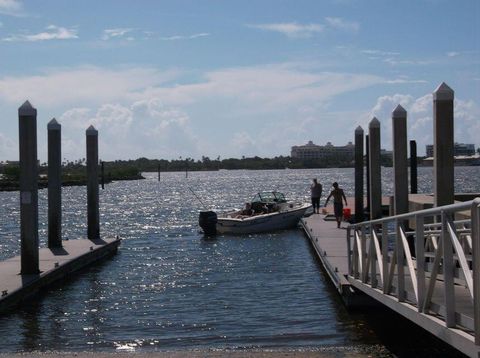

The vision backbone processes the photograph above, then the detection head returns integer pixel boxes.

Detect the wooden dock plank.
[0,238,121,313]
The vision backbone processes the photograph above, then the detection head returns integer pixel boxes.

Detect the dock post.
[47,118,62,248]
[158,164,160,182]
[410,140,418,194]
[101,161,105,189]
[86,126,100,240]
[365,135,370,214]
[19,101,39,274]
[354,126,364,223]
[368,117,382,220]
[392,105,408,216]
[433,82,454,207]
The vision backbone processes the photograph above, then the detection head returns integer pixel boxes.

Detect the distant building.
[426,143,475,157]
[291,141,355,160]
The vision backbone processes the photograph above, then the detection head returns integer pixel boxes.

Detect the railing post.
[472,198,480,345]
[382,221,389,294]
[396,219,405,301]
[370,225,377,288]
[347,227,352,276]
[361,225,367,283]
[442,211,456,327]
[416,215,425,312]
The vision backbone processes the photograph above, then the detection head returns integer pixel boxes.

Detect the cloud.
[0,66,180,106]
[447,51,460,57]
[59,99,200,160]
[247,23,324,39]
[3,25,78,42]
[0,0,22,16]
[362,92,480,155]
[325,17,359,33]
[159,32,209,41]
[0,131,16,160]
[102,28,134,41]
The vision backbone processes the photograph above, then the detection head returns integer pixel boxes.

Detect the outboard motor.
[199,211,218,236]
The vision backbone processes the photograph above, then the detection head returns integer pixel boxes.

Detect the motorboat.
[199,191,311,235]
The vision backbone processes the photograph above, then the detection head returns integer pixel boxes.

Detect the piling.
[365,135,370,213]
[101,161,105,190]
[392,105,408,216]
[410,140,418,194]
[158,164,160,182]
[368,118,382,220]
[86,126,100,240]
[354,126,364,223]
[433,82,454,207]
[19,101,39,274]
[47,118,62,248]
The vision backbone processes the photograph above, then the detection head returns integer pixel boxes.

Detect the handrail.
[349,199,479,229]
[346,197,480,345]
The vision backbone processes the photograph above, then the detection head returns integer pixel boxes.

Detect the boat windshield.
[251,191,286,203]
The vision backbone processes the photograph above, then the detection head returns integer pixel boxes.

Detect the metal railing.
[347,198,480,345]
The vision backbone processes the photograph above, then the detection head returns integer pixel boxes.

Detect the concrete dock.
[0,237,121,314]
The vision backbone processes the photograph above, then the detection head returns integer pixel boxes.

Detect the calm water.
[0,167,478,355]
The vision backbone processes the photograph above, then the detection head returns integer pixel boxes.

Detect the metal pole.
[86,125,99,240]
[48,118,62,248]
[19,101,39,274]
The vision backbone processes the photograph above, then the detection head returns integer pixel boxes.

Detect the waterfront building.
[291,141,355,160]
[426,142,475,157]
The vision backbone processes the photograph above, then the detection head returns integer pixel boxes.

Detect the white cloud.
[447,51,460,57]
[0,66,179,106]
[3,25,78,42]
[0,0,22,16]
[248,23,324,39]
[362,93,480,155]
[58,99,200,160]
[325,17,359,33]
[159,32,209,41]
[102,28,134,41]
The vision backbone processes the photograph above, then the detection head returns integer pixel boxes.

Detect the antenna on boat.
[188,187,207,208]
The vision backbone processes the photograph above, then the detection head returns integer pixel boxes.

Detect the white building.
[291,141,355,160]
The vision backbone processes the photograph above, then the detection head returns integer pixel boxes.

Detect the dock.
[0,237,121,314]
[301,198,480,357]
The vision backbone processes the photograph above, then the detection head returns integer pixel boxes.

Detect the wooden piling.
[86,126,100,240]
[368,118,382,220]
[410,140,418,194]
[392,105,408,216]
[19,101,39,274]
[47,118,62,248]
[433,82,454,207]
[354,126,364,223]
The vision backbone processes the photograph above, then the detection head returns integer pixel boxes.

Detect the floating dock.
[0,237,121,314]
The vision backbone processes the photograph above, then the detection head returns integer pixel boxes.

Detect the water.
[0,167,478,355]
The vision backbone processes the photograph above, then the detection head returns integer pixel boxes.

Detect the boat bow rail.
[347,198,480,357]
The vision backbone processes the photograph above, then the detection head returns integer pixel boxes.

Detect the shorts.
[334,202,343,218]
[311,197,320,209]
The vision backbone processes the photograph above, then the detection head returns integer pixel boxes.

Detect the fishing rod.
[188,187,207,208]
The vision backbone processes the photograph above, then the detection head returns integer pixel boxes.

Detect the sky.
[0,0,478,161]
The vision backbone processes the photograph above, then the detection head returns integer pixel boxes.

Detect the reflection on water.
[0,168,477,355]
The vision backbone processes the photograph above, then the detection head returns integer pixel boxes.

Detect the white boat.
[199,191,311,235]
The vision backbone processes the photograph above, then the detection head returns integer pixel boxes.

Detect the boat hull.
[215,204,311,235]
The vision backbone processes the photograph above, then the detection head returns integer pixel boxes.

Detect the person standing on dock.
[310,178,323,214]
[324,182,348,228]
